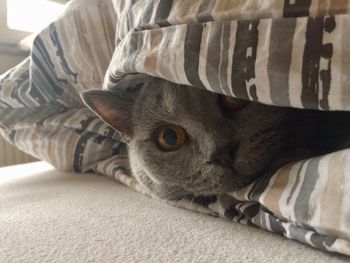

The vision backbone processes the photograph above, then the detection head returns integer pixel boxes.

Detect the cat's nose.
[209,147,235,169]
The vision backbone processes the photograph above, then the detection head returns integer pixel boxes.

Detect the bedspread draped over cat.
[1,0,350,256]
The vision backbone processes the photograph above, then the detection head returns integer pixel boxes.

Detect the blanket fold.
[1,0,350,256]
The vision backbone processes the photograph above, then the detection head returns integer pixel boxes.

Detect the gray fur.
[82,77,350,200]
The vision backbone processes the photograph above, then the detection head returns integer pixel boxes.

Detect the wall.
[0,53,26,73]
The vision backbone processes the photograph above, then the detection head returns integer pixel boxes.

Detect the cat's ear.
[81,88,140,142]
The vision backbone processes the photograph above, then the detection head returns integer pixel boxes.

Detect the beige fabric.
[1,0,350,256]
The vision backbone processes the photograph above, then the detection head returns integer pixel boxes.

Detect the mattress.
[0,161,348,262]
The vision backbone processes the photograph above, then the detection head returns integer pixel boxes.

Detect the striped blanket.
[1,0,350,256]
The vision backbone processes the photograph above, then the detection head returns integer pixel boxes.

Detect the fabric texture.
[1,0,350,256]
[2,162,349,262]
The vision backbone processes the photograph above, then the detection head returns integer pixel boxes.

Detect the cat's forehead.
[153,82,180,114]
[131,78,223,132]
[138,80,202,114]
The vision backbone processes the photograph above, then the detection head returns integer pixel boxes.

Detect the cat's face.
[82,77,313,199]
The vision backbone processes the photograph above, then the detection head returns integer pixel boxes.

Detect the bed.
[1,0,350,257]
[0,161,348,262]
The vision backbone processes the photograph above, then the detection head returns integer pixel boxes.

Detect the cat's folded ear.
[81,88,140,142]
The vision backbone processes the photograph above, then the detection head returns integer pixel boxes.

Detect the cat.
[82,76,350,200]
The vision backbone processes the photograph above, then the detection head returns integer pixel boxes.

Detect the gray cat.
[82,77,350,200]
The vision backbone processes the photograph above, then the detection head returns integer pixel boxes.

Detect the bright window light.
[0,162,54,184]
[7,0,65,33]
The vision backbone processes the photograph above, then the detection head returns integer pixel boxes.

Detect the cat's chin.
[144,173,257,199]
[132,158,277,199]
[186,173,254,196]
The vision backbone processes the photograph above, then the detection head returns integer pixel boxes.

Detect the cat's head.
[82,77,313,200]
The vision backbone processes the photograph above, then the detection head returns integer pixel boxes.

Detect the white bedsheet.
[0,162,348,262]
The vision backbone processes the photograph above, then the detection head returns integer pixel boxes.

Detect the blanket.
[1,0,350,256]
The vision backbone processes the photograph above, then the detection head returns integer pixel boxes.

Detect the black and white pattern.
[1,0,350,256]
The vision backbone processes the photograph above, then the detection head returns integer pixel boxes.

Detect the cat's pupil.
[163,129,178,146]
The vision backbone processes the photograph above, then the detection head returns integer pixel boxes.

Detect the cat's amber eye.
[220,95,248,111]
[155,125,187,151]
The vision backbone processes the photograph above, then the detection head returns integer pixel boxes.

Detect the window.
[7,0,65,33]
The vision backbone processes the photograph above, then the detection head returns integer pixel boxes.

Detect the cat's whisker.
[174,196,187,208]
[177,194,195,208]
[188,195,196,207]
[158,188,185,200]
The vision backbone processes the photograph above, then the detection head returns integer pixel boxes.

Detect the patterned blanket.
[1,0,350,256]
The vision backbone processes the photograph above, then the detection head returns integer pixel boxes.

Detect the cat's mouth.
[193,153,286,195]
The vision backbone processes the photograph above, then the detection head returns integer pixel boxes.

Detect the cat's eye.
[219,95,247,111]
[155,125,186,151]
